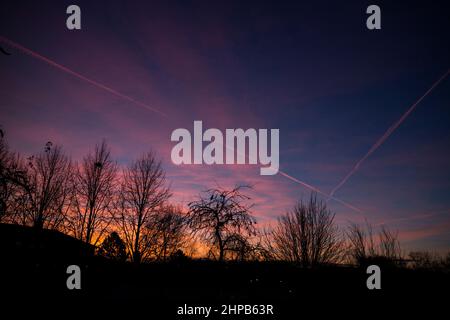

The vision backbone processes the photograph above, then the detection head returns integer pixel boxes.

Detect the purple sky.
[1,0,450,252]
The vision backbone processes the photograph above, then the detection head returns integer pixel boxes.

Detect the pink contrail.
[278,170,363,213]
[0,36,167,118]
[330,69,450,198]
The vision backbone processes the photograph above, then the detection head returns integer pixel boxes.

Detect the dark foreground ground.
[0,223,448,318]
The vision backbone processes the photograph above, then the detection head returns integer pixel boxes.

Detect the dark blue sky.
[1,0,449,251]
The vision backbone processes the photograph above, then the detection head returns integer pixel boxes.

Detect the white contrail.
[278,170,363,213]
[0,37,405,215]
[329,69,450,198]
[221,138,363,213]
[0,36,168,118]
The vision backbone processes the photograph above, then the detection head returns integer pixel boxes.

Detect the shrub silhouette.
[347,222,402,268]
[263,194,344,267]
[98,231,128,262]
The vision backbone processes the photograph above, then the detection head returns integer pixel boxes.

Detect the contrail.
[329,69,450,198]
[0,36,167,118]
[278,170,363,213]
[223,140,363,213]
[0,36,359,213]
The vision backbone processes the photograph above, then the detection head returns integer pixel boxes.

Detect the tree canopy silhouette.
[187,185,256,261]
[69,141,117,245]
[347,221,402,266]
[149,204,189,261]
[98,231,128,262]
[19,142,73,230]
[263,194,344,266]
[117,151,171,263]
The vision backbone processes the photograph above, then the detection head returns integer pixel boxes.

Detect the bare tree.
[0,129,10,220]
[347,221,376,263]
[1,155,30,225]
[347,221,402,265]
[0,131,19,222]
[148,204,189,261]
[187,185,256,261]
[265,194,344,266]
[222,232,268,261]
[69,141,117,245]
[379,225,401,259]
[15,142,73,230]
[117,152,171,263]
[0,130,36,225]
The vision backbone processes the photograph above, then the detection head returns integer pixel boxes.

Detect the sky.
[1,0,449,252]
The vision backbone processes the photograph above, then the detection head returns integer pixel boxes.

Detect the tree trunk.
[216,228,224,261]
[133,219,142,264]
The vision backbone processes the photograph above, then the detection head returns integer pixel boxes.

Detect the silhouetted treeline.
[1,129,449,268]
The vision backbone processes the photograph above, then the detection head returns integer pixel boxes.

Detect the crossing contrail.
[0,36,167,118]
[1,35,360,213]
[329,69,450,198]
[222,142,363,213]
[278,170,363,213]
